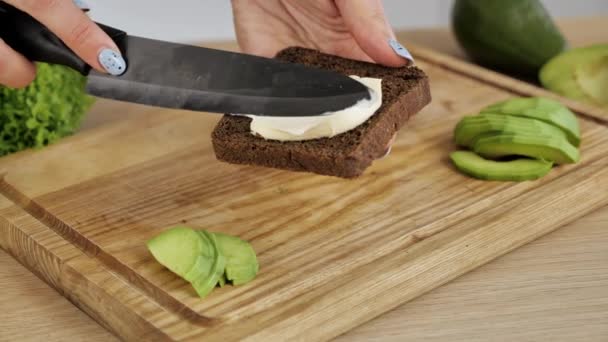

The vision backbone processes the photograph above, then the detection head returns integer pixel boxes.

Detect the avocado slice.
[450,151,553,181]
[218,274,227,288]
[480,97,580,146]
[181,230,218,282]
[214,232,259,286]
[147,227,259,298]
[146,226,206,279]
[540,44,608,109]
[473,133,579,164]
[455,113,567,147]
[191,231,226,298]
[225,265,258,286]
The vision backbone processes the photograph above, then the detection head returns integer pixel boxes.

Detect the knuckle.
[369,9,386,23]
[16,0,62,13]
[68,17,95,48]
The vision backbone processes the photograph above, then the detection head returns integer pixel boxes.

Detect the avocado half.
[540,44,608,108]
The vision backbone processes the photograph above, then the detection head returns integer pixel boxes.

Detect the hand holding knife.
[0,1,370,117]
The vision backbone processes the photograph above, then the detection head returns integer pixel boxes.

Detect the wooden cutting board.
[1,45,607,341]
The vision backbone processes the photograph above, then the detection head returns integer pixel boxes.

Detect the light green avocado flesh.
[480,97,580,146]
[218,274,227,288]
[147,227,258,299]
[190,231,225,298]
[473,133,579,164]
[146,226,205,279]
[540,44,608,109]
[575,56,608,106]
[215,232,259,286]
[450,151,553,181]
[226,265,259,286]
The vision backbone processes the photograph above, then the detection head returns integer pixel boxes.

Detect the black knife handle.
[0,2,127,75]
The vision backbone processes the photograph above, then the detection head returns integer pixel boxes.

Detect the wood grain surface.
[0,16,606,338]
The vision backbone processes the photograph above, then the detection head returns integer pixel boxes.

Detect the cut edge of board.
[0,177,218,327]
[0,200,174,341]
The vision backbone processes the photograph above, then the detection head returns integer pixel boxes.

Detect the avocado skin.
[452,0,566,77]
[480,97,581,147]
[540,44,608,109]
[473,133,580,165]
[455,113,568,148]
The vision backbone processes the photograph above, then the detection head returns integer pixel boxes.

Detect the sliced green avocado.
[191,231,226,298]
[225,265,258,286]
[473,133,579,164]
[218,274,227,288]
[147,227,259,298]
[181,231,216,283]
[451,0,566,76]
[480,97,580,146]
[146,226,205,279]
[214,232,259,286]
[450,151,553,181]
[540,44,608,109]
[184,254,214,283]
[455,113,567,147]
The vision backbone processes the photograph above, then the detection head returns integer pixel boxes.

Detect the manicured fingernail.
[380,133,397,159]
[388,39,414,64]
[98,49,126,76]
[73,0,90,11]
[380,145,392,159]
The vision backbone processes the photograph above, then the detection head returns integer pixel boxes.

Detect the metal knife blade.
[86,36,371,117]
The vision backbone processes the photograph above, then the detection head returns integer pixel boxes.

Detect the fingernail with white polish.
[98,49,126,76]
[73,0,90,11]
[388,39,414,64]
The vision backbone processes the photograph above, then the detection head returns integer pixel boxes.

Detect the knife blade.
[0,3,370,117]
[86,36,371,117]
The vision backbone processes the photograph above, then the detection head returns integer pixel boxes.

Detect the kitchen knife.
[0,3,370,117]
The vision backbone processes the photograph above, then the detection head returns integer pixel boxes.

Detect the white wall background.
[86,0,608,43]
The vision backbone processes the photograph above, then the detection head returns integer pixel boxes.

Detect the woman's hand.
[0,0,126,88]
[231,0,413,67]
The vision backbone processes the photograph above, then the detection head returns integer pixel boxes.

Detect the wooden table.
[1,17,607,342]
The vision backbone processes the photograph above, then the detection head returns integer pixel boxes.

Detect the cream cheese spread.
[246,76,383,141]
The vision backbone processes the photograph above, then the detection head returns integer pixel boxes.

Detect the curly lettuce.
[0,63,95,156]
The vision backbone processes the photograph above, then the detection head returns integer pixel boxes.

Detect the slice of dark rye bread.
[212,47,431,178]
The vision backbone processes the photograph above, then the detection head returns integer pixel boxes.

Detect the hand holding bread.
[231,0,412,67]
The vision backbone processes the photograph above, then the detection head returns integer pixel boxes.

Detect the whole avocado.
[452,0,567,77]
[0,63,94,157]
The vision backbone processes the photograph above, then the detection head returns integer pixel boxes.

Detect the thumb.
[335,0,413,67]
